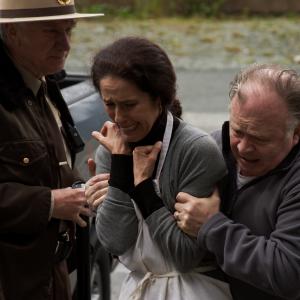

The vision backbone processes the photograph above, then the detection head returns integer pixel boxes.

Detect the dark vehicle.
[61,75,109,180]
[60,73,112,300]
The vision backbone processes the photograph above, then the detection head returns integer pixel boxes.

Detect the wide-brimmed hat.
[0,0,103,23]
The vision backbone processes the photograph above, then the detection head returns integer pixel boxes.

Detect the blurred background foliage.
[68,1,300,73]
[77,0,300,18]
[77,0,226,18]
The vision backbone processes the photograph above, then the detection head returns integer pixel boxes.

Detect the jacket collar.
[0,39,67,110]
[17,63,43,97]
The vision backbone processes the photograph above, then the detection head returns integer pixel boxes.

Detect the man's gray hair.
[229,63,300,129]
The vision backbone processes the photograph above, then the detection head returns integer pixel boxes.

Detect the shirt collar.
[16,64,44,97]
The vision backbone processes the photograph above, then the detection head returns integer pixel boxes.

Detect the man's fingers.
[75,215,87,227]
[174,213,197,237]
[212,187,220,198]
[176,192,191,203]
[74,211,92,227]
[86,178,109,193]
[86,181,108,200]
[174,202,184,212]
[174,210,189,222]
[70,188,86,205]
[175,192,197,214]
[92,194,107,209]
[174,210,181,221]
[87,173,110,186]
[88,158,96,177]
[87,187,108,206]
[80,206,93,217]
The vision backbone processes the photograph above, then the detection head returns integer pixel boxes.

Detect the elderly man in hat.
[0,1,102,299]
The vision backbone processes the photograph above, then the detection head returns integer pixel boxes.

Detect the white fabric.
[153,112,173,197]
[118,203,232,300]
[118,112,232,300]
[236,167,257,189]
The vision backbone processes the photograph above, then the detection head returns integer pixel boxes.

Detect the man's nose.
[57,32,71,51]
[237,137,255,153]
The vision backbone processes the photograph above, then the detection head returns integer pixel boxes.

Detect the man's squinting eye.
[124,102,136,108]
[104,102,115,107]
[231,127,243,137]
[252,136,270,144]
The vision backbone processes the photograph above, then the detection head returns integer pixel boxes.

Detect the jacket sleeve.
[144,134,227,272]
[95,145,138,255]
[198,181,300,299]
[0,183,51,235]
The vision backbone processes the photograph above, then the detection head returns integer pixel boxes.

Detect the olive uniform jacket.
[0,40,82,300]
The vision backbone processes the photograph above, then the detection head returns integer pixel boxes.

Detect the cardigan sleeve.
[95,145,138,255]
[144,131,227,272]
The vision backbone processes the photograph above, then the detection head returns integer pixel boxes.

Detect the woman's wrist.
[111,143,131,155]
[112,148,131,155]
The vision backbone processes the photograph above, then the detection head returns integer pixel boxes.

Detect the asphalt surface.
[178,68,237,132]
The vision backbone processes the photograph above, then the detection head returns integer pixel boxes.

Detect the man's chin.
[45,65,65,76]
[238,160,260,177]
[239,165,265,177]
[47,58,66,73]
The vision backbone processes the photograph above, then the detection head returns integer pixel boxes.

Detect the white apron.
[118,112,232,300]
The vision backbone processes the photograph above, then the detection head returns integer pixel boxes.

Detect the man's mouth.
[239,156,259,164]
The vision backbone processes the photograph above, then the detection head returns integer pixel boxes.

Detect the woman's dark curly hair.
[91,36,182,118]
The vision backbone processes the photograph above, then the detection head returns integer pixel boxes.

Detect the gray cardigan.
[95,119,226,272]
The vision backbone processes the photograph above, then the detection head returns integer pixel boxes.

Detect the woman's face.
[100,76,161,142]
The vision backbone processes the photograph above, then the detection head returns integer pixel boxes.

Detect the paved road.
[106,68,238,300]
[177,68,238,132]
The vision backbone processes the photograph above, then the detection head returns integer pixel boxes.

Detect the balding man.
[175,64,300,300]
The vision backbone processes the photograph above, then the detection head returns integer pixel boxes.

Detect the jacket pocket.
[0,139,53,185]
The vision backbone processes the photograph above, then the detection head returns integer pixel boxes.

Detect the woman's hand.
[85,173,110,210]
[92,121,130,154]
[133,141,162,186]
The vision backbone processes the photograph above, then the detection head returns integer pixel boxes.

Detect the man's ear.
[3,23,17,43]
[292,124,300,145]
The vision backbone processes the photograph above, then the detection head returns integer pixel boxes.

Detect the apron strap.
[153,111,173,196]
[129,271,179,300]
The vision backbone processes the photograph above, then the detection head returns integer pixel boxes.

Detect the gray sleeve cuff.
[197,212,230,248]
